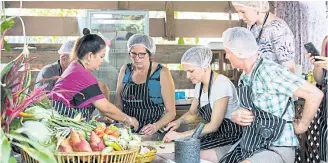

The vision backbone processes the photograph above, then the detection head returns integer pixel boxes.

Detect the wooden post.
[118,1,129,10]
[165,1,175,41]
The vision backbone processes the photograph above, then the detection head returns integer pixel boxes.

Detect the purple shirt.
[52,62,104,108]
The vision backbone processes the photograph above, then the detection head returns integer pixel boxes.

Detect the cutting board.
[141,141,175,154]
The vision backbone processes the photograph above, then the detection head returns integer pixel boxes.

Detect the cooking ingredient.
[15,121,51,145]
[104,141,123,151]
[58,138,73,153]
[139,146,151,154]
[90,131,105,152]
[69,129,92,152]
[101,146,114,154]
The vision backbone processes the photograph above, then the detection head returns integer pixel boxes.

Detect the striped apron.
[198,71,242,150]
[220,58,293,163]
[53,100,95,121]
[120,62,165,133]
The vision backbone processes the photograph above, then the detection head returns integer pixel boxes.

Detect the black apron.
[120,62,165,133]
[220,58,293,163]
[198,71,242,150]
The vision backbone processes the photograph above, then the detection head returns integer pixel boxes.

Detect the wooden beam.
[4,44,196,64]
[118,1,129,10]
[6,16,240,37]
[1,49,195,89]
[154,45,197,63]
[171,70,194,89]
[165,1,175,41]
[5,1,232,12]
[5,1,118,9]
[6,16,78,36]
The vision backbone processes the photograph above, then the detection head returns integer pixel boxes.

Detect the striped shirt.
[239,59,306,146]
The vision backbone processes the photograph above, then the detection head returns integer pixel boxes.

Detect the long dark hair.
[71,28,105,61]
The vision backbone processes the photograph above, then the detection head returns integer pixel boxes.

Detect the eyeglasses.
[129,52,147,59]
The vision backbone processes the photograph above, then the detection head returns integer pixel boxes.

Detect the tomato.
[94,126,105,134]
[104,128,114,135]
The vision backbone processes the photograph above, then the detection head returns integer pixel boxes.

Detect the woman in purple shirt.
[52,34,138,129]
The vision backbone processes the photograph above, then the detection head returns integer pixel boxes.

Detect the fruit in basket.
[128,140,141,149]
[58,138,74,153]
[101,146,114,154]
[104,141,123,151]
[117,137,129,149]
[90,131,105,152]
[139,146,151,154]
[69,129,92,152]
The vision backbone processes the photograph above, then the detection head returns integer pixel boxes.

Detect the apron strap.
[198,71,214,106]
[281,97,293,123]
[250,12,270,43]
[145,62,153,86]
[123,62,153,90]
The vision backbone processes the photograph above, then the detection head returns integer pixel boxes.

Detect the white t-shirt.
[194,75,239,120]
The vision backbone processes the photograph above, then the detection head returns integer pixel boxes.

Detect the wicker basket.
[135,146,157,163]
[21,148,138,163]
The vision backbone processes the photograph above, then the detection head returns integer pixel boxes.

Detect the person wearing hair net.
[219,27,323,163]
[35,40,75,91]
[115,34,176,135]
[51,34,138,128]
[232,1,296,72]
[163,46,242,162]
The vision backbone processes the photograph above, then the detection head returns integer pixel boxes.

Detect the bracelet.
[123,116,132,126]
[152,123,158,130]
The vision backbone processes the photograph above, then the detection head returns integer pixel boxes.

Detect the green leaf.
[0,130,11,163]
[195,38,199,44]
[13,143,57,163]
[9,118,22,131]
[178,37,185,45]
[7,133,57,163]
[3,40,11,52]
[1,18,15,33]
[8,157,17,163]
[174,11,178,18]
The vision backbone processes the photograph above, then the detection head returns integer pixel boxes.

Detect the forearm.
[181,123,217,138]
[154,111,176,129]
[178,110,198,125]
[114,95,123,110]
[301,93,323,126]
[313,66,324,84]
[101,107,127,121]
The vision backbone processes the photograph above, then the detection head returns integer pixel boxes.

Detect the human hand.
[164,119,182,132]
[141,123,158,135]
[163,130,184,143]
[293,119,309,134]
[231,108,254,126]
[314,56,328,70]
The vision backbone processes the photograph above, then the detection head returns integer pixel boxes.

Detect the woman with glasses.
[115,34,176,135]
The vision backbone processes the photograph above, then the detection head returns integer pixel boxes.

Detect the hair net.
[127,34,156,55]
[58,40,76,55]
[222,27,258,58]
[181,46,213,68]
[232,1,270,13]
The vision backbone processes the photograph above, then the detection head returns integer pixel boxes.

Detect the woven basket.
[135,146,157,163]
[21,148,138,163]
